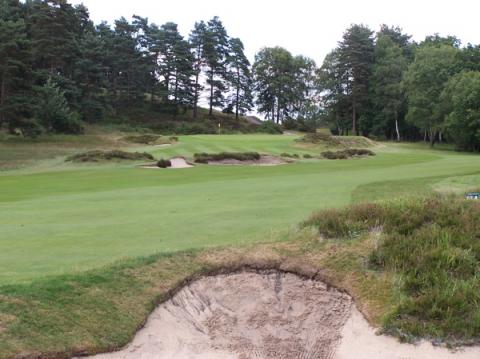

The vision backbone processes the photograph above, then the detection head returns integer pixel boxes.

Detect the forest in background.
[1,0,480,150]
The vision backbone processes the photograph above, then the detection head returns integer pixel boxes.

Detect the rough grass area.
[66,150,154,162]
[321,148,375,160]
[122,134,178,145]
[193,151,261,163]
[303,195,480,344]
[296,133,376,149]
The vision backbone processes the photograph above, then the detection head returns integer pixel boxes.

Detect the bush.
[303,154,313,159]
[255,121,283,134]
[9,118,44,138]
[66,150,154,162]
[169,136,178,142]
[157,159,172,168]
[280,153,300,158]
[36,80,84,134]
[321,148,375,159]
[194,152,261,164]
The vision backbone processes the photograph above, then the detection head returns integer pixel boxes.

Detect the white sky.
[70,0,479,66]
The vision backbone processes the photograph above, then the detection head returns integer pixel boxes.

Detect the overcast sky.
[70,0,479,66]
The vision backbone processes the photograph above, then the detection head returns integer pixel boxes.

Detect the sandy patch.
[140,157,193,169]
[153,144,172,148]
[336,309,480,359]
[207,155,289,166]
[79,271,480,359]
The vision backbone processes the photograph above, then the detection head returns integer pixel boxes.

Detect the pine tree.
[189,21,207,119]
[204,16,229,116]
[228,38,252,121]
[338,24,375,135]
[0,1,33,129]
[370,34,408,140]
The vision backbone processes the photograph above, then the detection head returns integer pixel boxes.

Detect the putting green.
[1,134,480,284]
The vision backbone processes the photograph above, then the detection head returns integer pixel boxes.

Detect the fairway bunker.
[79,270,480,359]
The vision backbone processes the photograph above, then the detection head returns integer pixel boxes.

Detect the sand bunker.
[140,157,193,169]
[207,155,288,166]
[80,271,480,359]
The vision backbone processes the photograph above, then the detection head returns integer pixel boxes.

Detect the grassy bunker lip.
[66,150,154,162]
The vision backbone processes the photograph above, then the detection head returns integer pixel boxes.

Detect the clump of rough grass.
[156,159,172,168]
[304,195,480,344]
[66,150,154,162]
[122,134,161,144]
[296,132,341,145]
[280,152,300,158]
[194,152,261,164]
[321,148,375,160]
[303,154,313,159]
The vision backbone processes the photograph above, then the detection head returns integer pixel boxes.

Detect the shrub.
[321,148,375,160]
[169,136,179,142]
[255,121,283,134]
[280,153,300,158]
[321,150,348,160]
[66,150,154,162]
[157,159,172,168]
[303,154,313,159]
[36,80,84,134]
[194,152,261,163]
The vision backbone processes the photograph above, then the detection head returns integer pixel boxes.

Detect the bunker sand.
[77,271,480,359]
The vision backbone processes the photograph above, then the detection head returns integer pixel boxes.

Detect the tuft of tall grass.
[304,195,480,343]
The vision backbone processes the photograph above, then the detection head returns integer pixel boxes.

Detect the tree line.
[2,0,480,151]
[319,25,480,150]
[0,0,254,135]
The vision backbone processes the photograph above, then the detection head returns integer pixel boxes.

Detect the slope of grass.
[2,135,480,284]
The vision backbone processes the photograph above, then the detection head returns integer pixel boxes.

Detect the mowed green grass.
[2,134,480,284]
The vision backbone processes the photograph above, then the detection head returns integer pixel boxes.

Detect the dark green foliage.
[35,80,84,134]
[321,148,375,159]
[255,121,283,134]
[303,154,313,159]
[280,153,299,158]
[253,47,318,125]
[156,159,172,168]
[441,71,480,151]
[66,150,154,162]
[304,196,480,342]
[194,151,260,163]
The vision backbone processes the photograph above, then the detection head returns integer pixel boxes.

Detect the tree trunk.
[193,70,200,119]
[352,97,357,135]
[276,99,280,124]
[394,113,400,141]
[0,74,5,127]
[430,130,436,147]
[424,129,427,142]
[235,68,240,121]
[209,71,214,116]
[174,73,179,104]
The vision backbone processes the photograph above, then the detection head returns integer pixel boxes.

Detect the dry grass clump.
[321,148,375,159]
[194,152,261,164]
[66,150,154,162]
